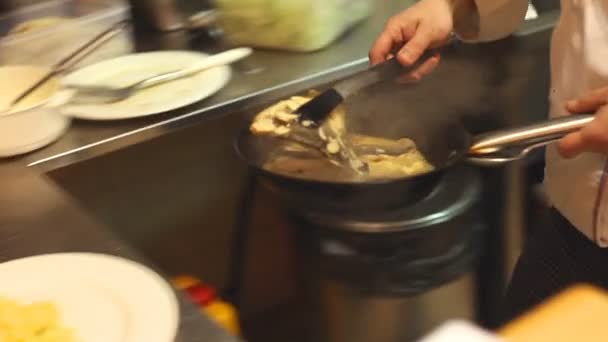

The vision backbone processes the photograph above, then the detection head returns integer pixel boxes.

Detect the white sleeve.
[455,0,529,42]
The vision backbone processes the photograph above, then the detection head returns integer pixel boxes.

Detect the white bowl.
[0,65,71,157]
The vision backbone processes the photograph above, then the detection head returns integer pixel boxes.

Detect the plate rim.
[61,50,232,121]
[0,252,180,342]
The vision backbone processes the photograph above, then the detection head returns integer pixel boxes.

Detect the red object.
[185,284,217,306]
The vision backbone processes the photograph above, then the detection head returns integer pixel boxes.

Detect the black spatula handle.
[334,46,446,98]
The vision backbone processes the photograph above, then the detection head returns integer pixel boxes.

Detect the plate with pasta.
[0,253,179,342]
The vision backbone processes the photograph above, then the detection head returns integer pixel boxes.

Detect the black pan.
[235,117,469,213]
[235,113,594,214]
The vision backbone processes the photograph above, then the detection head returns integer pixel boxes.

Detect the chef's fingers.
[559,132,608,158]
[396,23,434,66]
[396,53,441,84]
[558,131,586,159]
[566,86,608,113]
[369,17,409,65]
[411,53,440,79]
[559,106,608,158]
[369,32,398,65]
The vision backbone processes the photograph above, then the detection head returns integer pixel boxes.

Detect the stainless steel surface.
[299,167,482,233]
[470,114,594,153]
[68,47,252,104]
[10,20,128,108]
[468,138,562,166]
[467,114,594,165]
[319,274,475,342]
[289,167,482,342]
[129,0,185,31]
[0,164,241,342]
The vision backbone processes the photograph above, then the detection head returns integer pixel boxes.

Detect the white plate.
[61,51,231,120]
[0,118,69,157]
[0,253,179,342]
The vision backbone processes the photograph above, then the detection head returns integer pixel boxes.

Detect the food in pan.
[250,91,369,172]
[263,136,434,181]
[0,297,77,342]
[250,94,310,136]
[351,134,434,177]
[249,92,435,181]
[250,90,346,154]
[360,149,434,178]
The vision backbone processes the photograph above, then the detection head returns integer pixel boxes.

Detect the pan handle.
[467,114,593,166]
[467,137,562,166]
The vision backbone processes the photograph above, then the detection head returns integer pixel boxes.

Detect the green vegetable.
[213,0,371,52]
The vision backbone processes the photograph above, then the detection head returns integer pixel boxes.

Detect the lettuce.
[213,0,371,52]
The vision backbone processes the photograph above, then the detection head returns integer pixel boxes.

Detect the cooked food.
[0,297,77,342]
[8,17,71,36]
[249,95,309,136]
[250,90,346,154]
[264,138,434,181]
[360,150,434,179]
[250,91,372,173]
[249,92,435,181]
[351,135,434,177]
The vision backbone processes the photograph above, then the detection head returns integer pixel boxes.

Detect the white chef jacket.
[456,0,608,246]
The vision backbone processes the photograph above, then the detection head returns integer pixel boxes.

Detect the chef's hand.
[369,0,467,82]
[559,86,608,158]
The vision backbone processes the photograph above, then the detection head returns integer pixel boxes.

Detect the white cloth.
[455,0,608,246]
[417,320,503,342]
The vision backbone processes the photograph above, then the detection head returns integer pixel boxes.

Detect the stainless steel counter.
[7,1,413,173]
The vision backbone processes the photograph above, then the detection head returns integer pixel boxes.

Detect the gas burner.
[293,166,482,234]
[315,229,480,296]
[291,166,485,296]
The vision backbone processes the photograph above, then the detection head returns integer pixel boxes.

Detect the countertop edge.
[28,57,370,173]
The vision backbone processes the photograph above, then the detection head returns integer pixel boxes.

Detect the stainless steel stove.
[237,166,487,342]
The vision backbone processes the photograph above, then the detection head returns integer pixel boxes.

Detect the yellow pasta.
[0,298,77,342]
